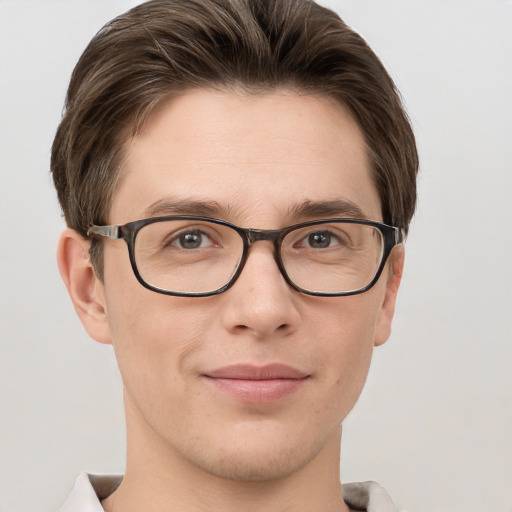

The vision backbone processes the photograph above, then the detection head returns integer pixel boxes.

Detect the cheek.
[306,293,383,419]
[103,290,217,441]
[106,292,204,373]
[100,251,209,399]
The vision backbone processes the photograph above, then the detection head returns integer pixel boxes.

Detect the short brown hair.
[51,0,418,271]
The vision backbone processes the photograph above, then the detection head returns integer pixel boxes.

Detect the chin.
[192,446,311,482]
[179,421,339,483]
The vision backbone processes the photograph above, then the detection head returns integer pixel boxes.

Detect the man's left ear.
[374,244,405,347]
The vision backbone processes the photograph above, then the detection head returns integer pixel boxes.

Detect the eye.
[170,229,213,249]
[307,231,333,248]
[286,224,355,253]
[301,230,345,249]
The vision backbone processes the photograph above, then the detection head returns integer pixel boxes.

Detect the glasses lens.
[281,222,384,294]
[134,219,244,294]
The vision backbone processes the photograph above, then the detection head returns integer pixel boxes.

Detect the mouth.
[202,364,310,404]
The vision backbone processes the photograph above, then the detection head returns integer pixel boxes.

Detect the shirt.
[59,473,398,512]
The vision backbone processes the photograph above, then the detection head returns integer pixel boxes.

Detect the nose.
[221,242,301,339]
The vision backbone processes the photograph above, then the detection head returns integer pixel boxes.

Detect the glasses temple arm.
[87,225,122,239]
[396,228,406,245]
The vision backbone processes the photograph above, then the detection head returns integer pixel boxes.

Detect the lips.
[203,364,309,403]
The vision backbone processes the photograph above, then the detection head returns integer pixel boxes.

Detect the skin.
[58,89,404,512]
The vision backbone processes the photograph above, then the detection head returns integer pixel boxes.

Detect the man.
[52,0,418,511]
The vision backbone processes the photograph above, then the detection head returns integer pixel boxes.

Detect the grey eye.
[307,231,332,248]
[175,230,209,249]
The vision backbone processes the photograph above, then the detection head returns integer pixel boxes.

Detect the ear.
[373,244,405,347]
[57,229,112,345]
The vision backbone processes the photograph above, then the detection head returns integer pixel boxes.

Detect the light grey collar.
[60,474,398,512]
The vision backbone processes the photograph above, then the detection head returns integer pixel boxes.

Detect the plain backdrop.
[0,1,511,511]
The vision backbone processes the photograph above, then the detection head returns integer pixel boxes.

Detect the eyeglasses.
[87,216,404,297]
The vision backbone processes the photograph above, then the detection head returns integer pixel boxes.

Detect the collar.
[342,481,398,512]
[60,473,397,512]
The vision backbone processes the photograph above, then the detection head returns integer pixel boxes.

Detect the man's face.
[85,89,401,481]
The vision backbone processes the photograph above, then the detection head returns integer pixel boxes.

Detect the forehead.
[111,89,381,226]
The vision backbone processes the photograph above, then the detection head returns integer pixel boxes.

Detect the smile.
[203,364,310,404]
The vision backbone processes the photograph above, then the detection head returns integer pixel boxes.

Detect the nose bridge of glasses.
[241,228,285,273]
[236,228,288,289]
[245,227,283,246]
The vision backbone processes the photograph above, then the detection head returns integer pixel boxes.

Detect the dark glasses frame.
[88,216,404,297]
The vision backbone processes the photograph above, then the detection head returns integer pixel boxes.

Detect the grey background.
[1,1,511,511]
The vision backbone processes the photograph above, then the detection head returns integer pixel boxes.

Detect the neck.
[103,393,352,512]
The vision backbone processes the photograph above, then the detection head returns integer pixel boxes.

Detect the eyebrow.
[288,199,368,220]
[144,197,368,222]
[144,197,237,218]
